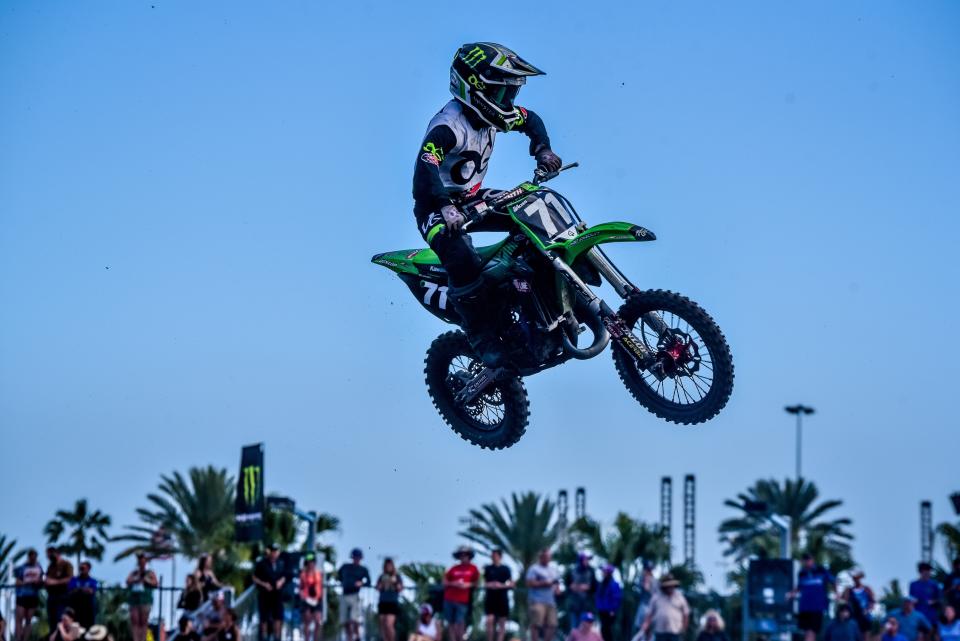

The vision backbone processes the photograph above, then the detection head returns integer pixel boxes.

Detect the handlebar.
[461,162,579,231]
[533,162,579,186]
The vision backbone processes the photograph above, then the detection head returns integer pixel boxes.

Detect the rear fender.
[558,222,655,262]
[397,273,461,325]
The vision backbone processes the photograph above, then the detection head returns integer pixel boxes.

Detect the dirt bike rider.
[413,42,562,368]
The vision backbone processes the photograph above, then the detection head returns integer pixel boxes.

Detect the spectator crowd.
[7,543,960,641]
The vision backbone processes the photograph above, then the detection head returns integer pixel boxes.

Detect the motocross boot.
[449,278,508,369]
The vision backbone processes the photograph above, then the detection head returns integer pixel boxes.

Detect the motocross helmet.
[450,42,544,131]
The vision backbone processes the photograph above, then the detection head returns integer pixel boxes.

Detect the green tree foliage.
[572,512,670,586]
[459,491,559,572]
[44,499,113,567]
[719,478,854,573]
[937,493,960,561]
[0,534,25,583]
[112,466,235,561]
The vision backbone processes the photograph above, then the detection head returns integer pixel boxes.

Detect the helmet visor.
[486,84,520,110]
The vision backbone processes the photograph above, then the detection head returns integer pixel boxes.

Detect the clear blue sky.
[1,1,958,593]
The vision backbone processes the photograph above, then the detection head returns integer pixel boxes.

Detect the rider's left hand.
[535,147,562,173]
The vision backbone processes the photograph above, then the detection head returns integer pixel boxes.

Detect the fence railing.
[0,580,696,641]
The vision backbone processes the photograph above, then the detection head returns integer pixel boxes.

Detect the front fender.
[557,222,655,262]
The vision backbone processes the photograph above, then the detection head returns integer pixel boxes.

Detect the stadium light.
[784,404,815,481]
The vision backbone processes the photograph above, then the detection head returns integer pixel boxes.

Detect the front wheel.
[424,331,530,449]
[613,290,734,424]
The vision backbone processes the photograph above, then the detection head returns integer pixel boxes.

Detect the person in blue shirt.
[881,616,909,641]
[890,596,932,641]
[823,603,861,641]
[939,605,960,641]
[789,553,835,641]
[595,565,622,641]
[909,562,942,627]
[67,561,99,628]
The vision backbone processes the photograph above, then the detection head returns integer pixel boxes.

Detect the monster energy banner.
[235,443,264,542]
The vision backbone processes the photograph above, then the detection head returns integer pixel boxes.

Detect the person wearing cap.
[823,603,861,641]
[695,610,729,641]
[567,612,603,641]
[842,569,875,639]
[444,546,480,641]
[410,604,443,641]
[337,548,371,641]
[201,590,227,639]
[252,543,286,641]
[565,553,597,632]
[641,573,689,641]
[526,549,561,641]
[788,553,835,641]
[67,561,98,629]
[595,565,622,641]
[890,596,932,641]
[483,549,514,641]
[125,552,158,641]
[46,547,74,633]
[909,562,943,627]
[300,553,324,641]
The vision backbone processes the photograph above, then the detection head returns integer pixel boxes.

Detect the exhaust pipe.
[561,300,610,360]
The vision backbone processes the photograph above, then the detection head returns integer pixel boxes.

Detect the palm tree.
[0,534,24,583]
[44,499,113,567]
[572,512,670,586]
[254,504,339,562]
[936,493,960,561]
[112,466,235,561]
[459,491,559,572]
[400,562,446,602]
[719,478,854,571]
[311,512,340,562]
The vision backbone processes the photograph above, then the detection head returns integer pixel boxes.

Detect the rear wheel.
[613,289,733,424]
[424,331,529,449]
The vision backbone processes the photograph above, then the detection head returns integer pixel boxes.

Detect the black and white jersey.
[413,99,551,218]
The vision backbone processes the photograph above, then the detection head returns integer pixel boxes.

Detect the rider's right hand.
[441,204,466,233]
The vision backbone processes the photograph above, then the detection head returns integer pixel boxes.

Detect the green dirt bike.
[372,163,733,449]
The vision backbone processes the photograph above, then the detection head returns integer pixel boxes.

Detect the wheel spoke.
[625,306,720,406]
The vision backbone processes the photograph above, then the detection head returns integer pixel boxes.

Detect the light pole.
[784,404,815,480]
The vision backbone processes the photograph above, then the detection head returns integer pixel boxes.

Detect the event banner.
[235,443,265,541]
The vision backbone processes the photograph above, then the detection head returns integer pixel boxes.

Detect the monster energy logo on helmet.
[461,46,487,68]
[450,42,545,132]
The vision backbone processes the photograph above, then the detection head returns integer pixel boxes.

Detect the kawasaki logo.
[242,465,261,505]
[461,46,486,68]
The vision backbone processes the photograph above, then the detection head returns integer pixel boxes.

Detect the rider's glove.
[441,204,466,233]
[535,147,562,173]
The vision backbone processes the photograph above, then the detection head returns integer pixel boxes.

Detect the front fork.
[548,247,669,372]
